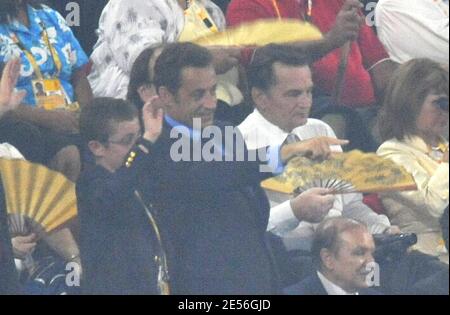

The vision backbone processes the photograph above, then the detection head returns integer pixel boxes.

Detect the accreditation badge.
[32,78,68,111]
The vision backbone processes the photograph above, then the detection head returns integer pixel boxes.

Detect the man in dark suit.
[285,218,381,295]
[143,42,306,294]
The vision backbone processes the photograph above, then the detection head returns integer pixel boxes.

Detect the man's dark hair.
[0,0,45,24]
[311,218,367,271]
[79,97,139,144]
[154,42,213,94]
[247,44,311,92]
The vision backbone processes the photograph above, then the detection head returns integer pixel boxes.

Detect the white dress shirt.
[238,109,391,251]
[375,0,449,64]
[0,143,24,160]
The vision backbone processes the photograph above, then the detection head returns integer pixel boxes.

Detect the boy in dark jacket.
[77,97,168,294]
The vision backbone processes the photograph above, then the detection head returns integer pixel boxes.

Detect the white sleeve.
[0,143,25,160]
[267,200,299,236]
[342,193,391,234]
[376,1,449,64]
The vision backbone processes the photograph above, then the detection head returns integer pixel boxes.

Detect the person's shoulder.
[294,118,337,138]
[284,274,327,295]
[377,137,418,155]
[76,163,110,189]
[36,4,73,32]
[305,118,333,129]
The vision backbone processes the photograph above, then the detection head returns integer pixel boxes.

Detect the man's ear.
[251,87,269,112]
[158,86,175,109]
[88,140,106,158]
[137,85,156,104]
[320,248,335,271]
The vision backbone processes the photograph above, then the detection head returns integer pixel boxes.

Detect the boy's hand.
[142,96,164,143]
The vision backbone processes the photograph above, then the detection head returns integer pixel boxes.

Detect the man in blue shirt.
[141,42,310,294]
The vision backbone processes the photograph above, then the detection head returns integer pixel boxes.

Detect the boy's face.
[92,118,141,172]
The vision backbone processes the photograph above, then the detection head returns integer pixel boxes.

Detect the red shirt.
[227,0,389,107]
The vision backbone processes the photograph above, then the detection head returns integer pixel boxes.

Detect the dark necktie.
[283,133,301,145]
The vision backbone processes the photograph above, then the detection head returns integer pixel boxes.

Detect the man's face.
[94,118,141,172]
[165,66,217,129]
[328,228,376,293]
[258,63,313,132]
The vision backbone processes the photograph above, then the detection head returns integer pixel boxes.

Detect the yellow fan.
[193,19,323,47]
[0,158,77,236]
[261,150,418,195]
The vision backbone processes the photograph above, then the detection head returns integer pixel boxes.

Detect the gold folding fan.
[193,19,323,47]
[0,158,77,236]
[261,150,417,195]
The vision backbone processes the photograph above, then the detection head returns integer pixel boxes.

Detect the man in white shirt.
[238,45,396,251]
[285,218,380,295]
[375,0,449,65]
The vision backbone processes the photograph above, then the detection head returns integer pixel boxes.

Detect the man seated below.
[238,44,399,253]
[285,218,380,295]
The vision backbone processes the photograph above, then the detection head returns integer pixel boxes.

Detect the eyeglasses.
[435,97,449,112]
[107,132,142,147]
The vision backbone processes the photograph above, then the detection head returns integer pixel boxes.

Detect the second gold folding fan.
[261,150,418,195]
[193,19,323,47]
[0,158,77,236]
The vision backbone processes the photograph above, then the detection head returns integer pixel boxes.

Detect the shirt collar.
[253,109,290,137]
[7,5,42,35]
[404,135,449,155]
[317,271,359,295]
[164,115,202,142]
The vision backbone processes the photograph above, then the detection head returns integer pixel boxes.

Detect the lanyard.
[10,20,62,80]
[135,190,171,295]
[271,0,312,21]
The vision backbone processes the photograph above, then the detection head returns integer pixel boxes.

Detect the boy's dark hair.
[79,97,139,144]
[247,44,311,92]
[154,42,213,94]
[126,47,157,110]
[0,0,45,24]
